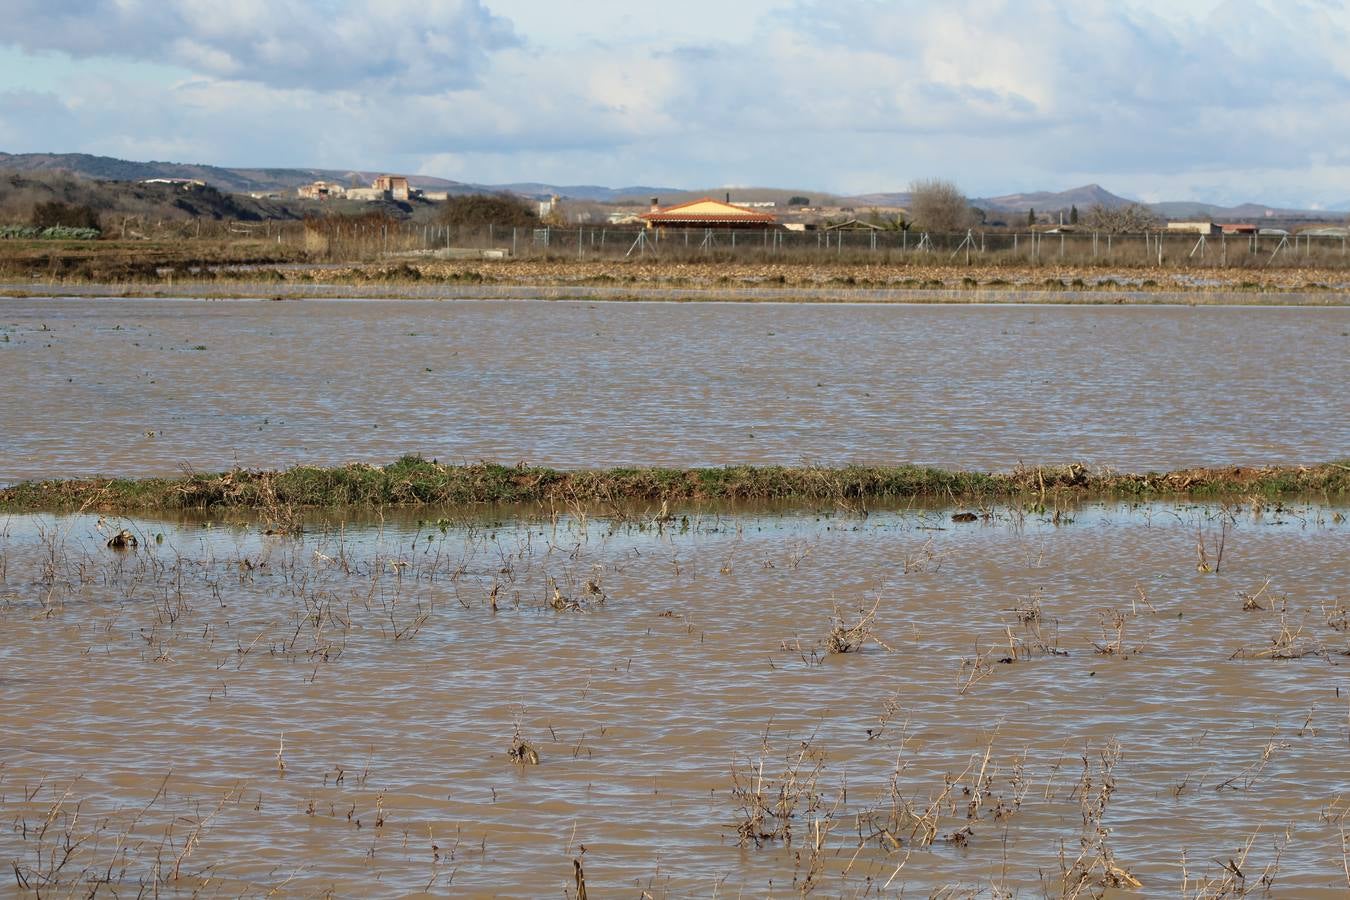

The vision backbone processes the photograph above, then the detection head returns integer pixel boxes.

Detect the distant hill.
[846,192,912,208]
[0,152,473,195]
[0,170,304,223]
[1145,200,1341,221]
[0,152,671,203]
[492,183,682,202]
[0,170,426,225]
[980,183,1135,213]
[4,151,1346,220]
[661,186,846,206]
[848,183,1345,223]
[844,185,1135,213]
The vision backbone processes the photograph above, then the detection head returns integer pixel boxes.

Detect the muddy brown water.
[2,503,1348,895]
[1,297,1348,482]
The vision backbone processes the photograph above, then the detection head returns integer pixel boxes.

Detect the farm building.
[297,181,346,199]
[346,187,387,201]
[372,175,410,201]
[640,197,777,230]
[824,218,886,232]
[1165,221,1219,235]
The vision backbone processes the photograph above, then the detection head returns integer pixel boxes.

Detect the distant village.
[292,175,442,203]
[253,173,1345,238]
[285,175,888,232]
[95,170,1317,241]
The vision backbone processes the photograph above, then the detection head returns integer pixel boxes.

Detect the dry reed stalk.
[1180,826,1289,897]
[1056,741,1140,896]
[729,731,829,849]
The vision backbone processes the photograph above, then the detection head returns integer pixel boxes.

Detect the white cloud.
[3,0,517,92]
[4,0,1350,206]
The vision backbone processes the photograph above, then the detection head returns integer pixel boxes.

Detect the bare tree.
[1085,203,1159,233]
[907,178,977,232]
[438,193,538,227]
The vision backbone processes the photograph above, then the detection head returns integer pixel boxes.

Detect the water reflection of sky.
[2,298,1347,480]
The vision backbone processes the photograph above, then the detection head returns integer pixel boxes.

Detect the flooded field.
[2,297,1348,483]
[1,503,1348,895]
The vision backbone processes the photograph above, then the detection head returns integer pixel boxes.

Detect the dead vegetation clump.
[1229,607,1328,660]
[855,734,1033,861]
[1180,828,1291,897]
[1323,598,1348,632]
[729,732,831,849]
[1004,590,1070,661]
[6,775,241,894]
[508,733,540,766]
[106,528,138,549]
[826,597,897,655]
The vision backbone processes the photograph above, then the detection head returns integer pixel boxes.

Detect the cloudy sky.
[3,0,1350,206]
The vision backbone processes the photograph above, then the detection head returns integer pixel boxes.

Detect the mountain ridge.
[2,152,1345,219]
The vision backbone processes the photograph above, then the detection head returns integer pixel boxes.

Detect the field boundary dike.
[3,457,1348,514]
[6,238,1350,304]
[5,279,1350,305]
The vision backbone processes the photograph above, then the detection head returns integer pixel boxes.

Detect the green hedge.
[0,225,102,240]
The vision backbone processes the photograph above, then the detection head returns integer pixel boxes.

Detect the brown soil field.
[398,257,1350,295]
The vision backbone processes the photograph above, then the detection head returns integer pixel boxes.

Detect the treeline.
[303,193,538,237]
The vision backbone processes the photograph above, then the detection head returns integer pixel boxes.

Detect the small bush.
[32,201,101,232]
[438,193,538,227]
[0,224,100,240]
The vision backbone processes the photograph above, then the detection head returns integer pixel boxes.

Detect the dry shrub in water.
[729,732,831,849]
[508,731,540,766]
[826,597,897,655]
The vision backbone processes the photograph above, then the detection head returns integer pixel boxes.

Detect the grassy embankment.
[3,457,1348,514]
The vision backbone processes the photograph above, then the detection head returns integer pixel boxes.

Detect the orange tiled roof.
[640,198,776,224]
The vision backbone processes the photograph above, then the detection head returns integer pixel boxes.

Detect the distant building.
[372,175,410,201]
[1165,221,1219,235]
[346,187,386,201]
[298,181,347,199]
[824,218,885,232]
[1220,223,1258,234]
[141,178,205,188]
[640,197,777,230]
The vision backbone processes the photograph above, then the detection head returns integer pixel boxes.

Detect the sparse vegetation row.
[3,457,1347,512]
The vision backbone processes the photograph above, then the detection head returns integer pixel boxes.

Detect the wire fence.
[13,218,1350,269]
[307,223,1350,268]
